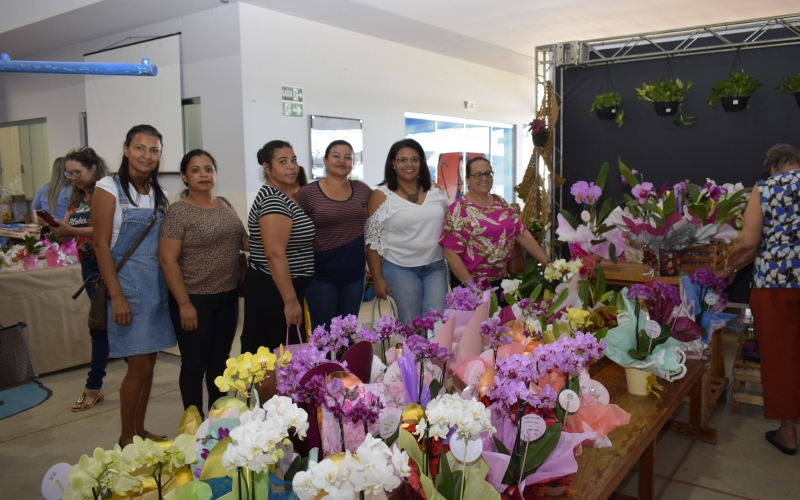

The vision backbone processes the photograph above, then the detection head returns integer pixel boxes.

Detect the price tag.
[520,414,546,442]
[558,389,580,413]
[644,320,661,339]
[380,413,400,439]
[278,442,294,475]
[41,463,71,500]
[704,292,719,306]
[616,311,630,326]
[449,434,483,463]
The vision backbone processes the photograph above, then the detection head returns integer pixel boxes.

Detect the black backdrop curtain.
[557,44,800,302]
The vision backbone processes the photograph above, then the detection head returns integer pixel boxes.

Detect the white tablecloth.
[0,263,92,374]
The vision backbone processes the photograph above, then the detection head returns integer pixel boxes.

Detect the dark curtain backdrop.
[557,44,800,302]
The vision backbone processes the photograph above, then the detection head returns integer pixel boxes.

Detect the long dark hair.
[381,138,432,192]
[65,147,109,208]
[179,149,218,198]
[118,124,168,211]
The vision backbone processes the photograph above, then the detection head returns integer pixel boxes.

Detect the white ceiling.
[0,0,797,76]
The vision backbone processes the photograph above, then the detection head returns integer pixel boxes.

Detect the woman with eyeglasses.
[365,138,449,324]
[93,125,176,446]
[42,147,110,411]
[440,157,550,289]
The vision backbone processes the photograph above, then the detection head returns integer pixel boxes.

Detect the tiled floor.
[1,324,797,499]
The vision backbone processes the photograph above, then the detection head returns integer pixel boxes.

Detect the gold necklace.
[399,184,421,203]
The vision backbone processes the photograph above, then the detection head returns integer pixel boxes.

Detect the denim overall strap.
[106,177,176,357]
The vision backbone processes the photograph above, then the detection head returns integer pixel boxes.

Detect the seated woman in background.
[93,124,176,446]
[295,140,371,330]
[440,157,551,288]
[159,149,247,419]
[365,138,449,324]
[242,140,314,400]
[32,156,72,221]
[43,147,109,411]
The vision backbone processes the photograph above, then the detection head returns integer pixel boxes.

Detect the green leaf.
[559,209,579,230]
[548,289,569,315]
[579,282,590,308]
[597,197,614,224]
[688,183,701,201]
[609,242,618,264]
[494,436,511,456]
[642,201,663,217]
[663,190,676,216]
[399,428,423,466]
[284,456,309,485]
[529,284,543,302]
[436,445,457,496]
[688,204,710,222]
[627,348,646,360]
[598,290,615,303]
[618,159,639,188]
[490,292,499,317]
[552,321,561,339]
[429,378,442,399]
[596,265,606,296]
[595,162,610,190]
[384,425,400,447]
[594,326,609,340]
[521,424,563,479]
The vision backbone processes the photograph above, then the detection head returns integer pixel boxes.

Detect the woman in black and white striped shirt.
[241,140,315,359]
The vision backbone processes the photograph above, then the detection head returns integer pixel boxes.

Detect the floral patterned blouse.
[753,170,800,288]
[439,194,526,281]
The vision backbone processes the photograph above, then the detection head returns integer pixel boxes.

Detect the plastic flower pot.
[624,366,650,395]
[654,101,679,116]
[721,96,749,112]
[595,106,619,120]
[21,254,39,270]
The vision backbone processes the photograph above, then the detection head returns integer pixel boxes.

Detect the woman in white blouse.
[365,139,449,324]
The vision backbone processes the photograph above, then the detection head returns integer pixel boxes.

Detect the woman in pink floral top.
[440,158,550,287]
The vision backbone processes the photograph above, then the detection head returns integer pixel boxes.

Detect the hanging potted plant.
[635,78,694,127]
[589,92,624,127]
[707,71,763,111]
[778,73,800,108]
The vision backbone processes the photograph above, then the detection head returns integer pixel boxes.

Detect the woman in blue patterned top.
[720,143,800,456]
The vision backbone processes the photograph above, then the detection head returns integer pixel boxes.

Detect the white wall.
[0,3,248,216]
[238,3,536,209]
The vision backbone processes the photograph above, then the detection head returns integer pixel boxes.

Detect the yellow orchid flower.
[277,344,292,367]
[566,307,592,330]
[235,352,254,379]
[251,346,277,377]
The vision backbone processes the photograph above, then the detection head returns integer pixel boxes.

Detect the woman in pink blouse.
[440,157,550,288]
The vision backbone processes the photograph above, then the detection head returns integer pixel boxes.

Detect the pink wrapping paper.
[519,429,597,488]
[566,404,631,437]
[456,300,490,363]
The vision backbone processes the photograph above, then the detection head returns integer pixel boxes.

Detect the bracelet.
[723,261,738,274]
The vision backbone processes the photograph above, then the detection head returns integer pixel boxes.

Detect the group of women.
[44,126,549,446]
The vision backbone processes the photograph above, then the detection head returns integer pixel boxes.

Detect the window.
[405,112,516,201]
[182,97,203,153]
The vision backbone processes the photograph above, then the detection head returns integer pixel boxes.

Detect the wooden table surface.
[557,357,711,500]
[599,261,681,286]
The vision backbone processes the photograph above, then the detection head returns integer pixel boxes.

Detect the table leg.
[638,439,656,500]
[666,369,718,445]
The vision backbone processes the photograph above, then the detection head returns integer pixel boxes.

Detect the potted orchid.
[635,78,694,127]
[707,71,763,111]
[17,234,45,270]
[529,118,550,147]
[557,162,625,262]
[779,72,800,108]
[588,92,624,127]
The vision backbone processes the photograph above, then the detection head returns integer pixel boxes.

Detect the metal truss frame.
[535,14,800,252]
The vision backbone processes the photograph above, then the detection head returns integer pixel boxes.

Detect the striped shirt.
[294,180,371,282]
[248,184,315,277]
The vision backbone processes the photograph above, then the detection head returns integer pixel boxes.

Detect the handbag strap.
[371,296,399,321]
[72,209,158,300]
[285,324,304,344]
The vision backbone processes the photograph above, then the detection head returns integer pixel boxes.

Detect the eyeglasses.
[64,170,85,179]
[395,156,421,166]
[467,171,494,179]
[66,146,90,155]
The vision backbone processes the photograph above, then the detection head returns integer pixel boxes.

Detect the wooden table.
[596,260,729,425]
[559,357,716,500]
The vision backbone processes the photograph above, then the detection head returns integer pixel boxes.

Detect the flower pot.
[595,106,619,120]
[21,255,39,271]
[624,367,650,396]
[794,93,800,108]
[721,96,749,112]
[532,131,550,148]
[654,101,679,116]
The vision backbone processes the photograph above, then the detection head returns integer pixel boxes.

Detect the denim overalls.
[107,176,176,358]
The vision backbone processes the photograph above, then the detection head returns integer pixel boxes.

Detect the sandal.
[766,430,797,456]
[71,390,105,412]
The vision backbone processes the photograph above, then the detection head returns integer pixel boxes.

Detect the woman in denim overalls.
[93,125,176,446]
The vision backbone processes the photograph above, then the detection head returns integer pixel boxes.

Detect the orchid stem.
[439,362,448,392]
[518,440,530,485]
[460,445,468,500]
[512,401,525,485]
[339,415,346,453]
[418,357,425,405]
